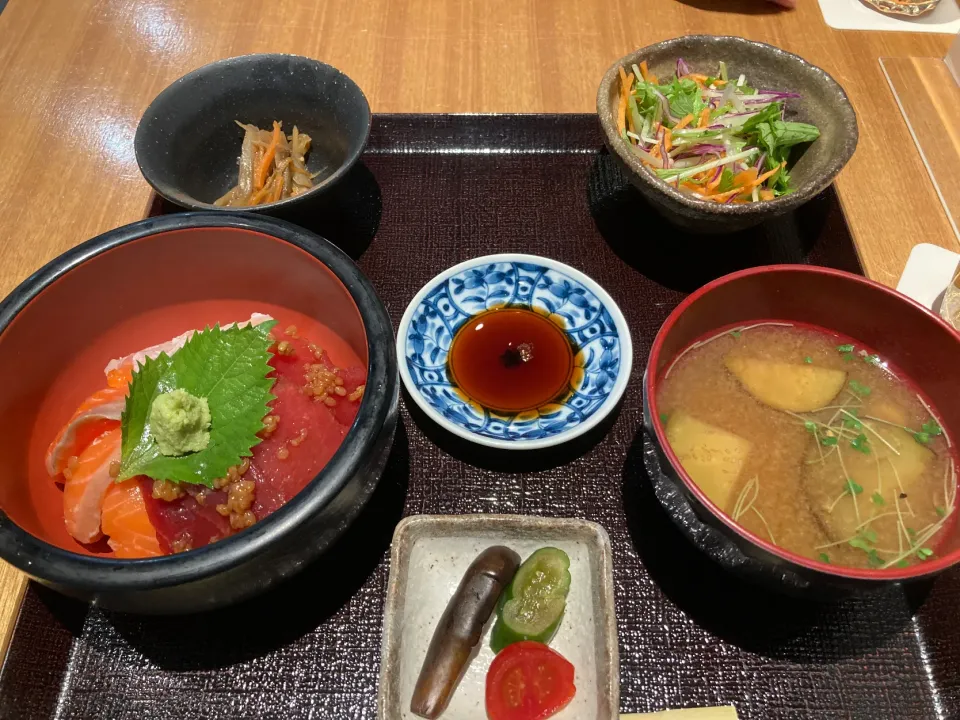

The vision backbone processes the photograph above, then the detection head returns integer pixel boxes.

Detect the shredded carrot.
[710,186,745,203]
[706,169,724,191]
[673,114,694,131]
[618,68,635,138]
[664,128,673,152]
[733,168,759,187]
[711,79,727,88]
[684,73,709,83]
[698,108,711,128]
[255,121,282,191]
[752,161,787,188]
[639,61,650,81]
[759,189,775,201]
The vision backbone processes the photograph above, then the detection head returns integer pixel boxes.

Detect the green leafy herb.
[921,419,943,437]
[821,435,839,447]
[716,168,737,194]
[862,528,877,543]
[729,329,742,338]
[848,380,871,397]
[917,547,934,560]
[850,433,870,454]
[842,409,862,430]
[818,553,831,564]
[897,559,910,568]
[913,432,931,445]
[117,321,278,487]
[936,506,947,518]
[804,420,817,434]
[871,492,885,506]
[659,412,670,424]
[849,535,872,552]
[845,478,864,495]
[836,344,855,353]
[906,527,917,538]
[862,354,882,366]
[866,549,883,567]
[841,352,855,363]
[803,356,813,364]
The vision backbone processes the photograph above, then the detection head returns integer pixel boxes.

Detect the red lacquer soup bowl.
[643,265,960,594]
[0,214,397,613]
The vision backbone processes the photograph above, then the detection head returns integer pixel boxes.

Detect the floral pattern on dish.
[402,261,623,444]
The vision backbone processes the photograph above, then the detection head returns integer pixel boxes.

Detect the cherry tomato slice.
[485,641,576,720]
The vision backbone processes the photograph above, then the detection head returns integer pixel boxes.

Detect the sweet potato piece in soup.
[724,355,846,412]
[804,425,937,543]
[665,411,752,512]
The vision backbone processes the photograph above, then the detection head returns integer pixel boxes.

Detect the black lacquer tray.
[2,114,956,720]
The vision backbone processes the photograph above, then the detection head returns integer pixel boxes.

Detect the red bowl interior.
[0,226,366,555]
[646,265,960,581]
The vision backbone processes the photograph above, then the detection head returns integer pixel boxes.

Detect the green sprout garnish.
[897,559,910,568]
[730,330,742,338]
[936,506,946,518]
[917,547,934,560]
[913,432,931,445]
[804,420,817,433]
[845,478,864,496]
[821,436,839,447]
[803,356,813,364]
[836,344,855,353]
[818,553,830,563]
[863,354,882,366]
[922,419,942,437]
[848,380,871,397]
[871,492,885,506]
[850,433,870,454]
[659,412,669,424]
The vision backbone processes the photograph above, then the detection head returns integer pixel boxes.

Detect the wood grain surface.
[881,56,960,240]
[0,0,955,659]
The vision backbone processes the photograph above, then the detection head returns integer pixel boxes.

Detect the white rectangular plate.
[818,0,960,32]
[896,242,960,313]
[378,514,619,720]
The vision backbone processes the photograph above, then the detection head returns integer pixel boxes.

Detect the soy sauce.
[447,308,575,414]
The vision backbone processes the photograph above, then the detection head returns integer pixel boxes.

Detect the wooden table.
[0,0,955,659]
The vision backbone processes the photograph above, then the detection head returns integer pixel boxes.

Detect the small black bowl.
[0,213,397,613]
[135,54,371,213]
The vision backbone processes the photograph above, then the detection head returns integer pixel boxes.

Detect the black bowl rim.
[0,212,396,591]
[644,264,960,583]
[596,35,860,218]
[134,53,372,213]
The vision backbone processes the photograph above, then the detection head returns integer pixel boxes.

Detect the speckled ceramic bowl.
[396,254,632,450]
[597,36,859,234]
[378,514,619,720]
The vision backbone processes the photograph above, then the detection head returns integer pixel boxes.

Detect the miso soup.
[656,322,957,570]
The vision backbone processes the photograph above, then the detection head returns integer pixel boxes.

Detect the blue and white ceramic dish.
[397,254,633,450]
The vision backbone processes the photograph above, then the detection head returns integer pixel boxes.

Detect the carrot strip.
[711,79,727,88]
[617,93,627,137]
[733,168,759,187]
[706,170,724,191]
[759,189,775,201]
[639,61,650,81]
[710,186,744,203]
[752,161,787,187]
[698,108,711,128]
[271,173,284,202]
[673,114,694,131]
[255,121,282,191]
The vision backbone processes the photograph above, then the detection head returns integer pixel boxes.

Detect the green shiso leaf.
[117,321,277,487]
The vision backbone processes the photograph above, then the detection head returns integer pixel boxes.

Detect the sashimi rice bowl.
[0,214,398,613]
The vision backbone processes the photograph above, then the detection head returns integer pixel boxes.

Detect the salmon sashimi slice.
[45,386,125,476]
[62,427,121,543]
[103,312,274,375]
[101,480,163,558]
